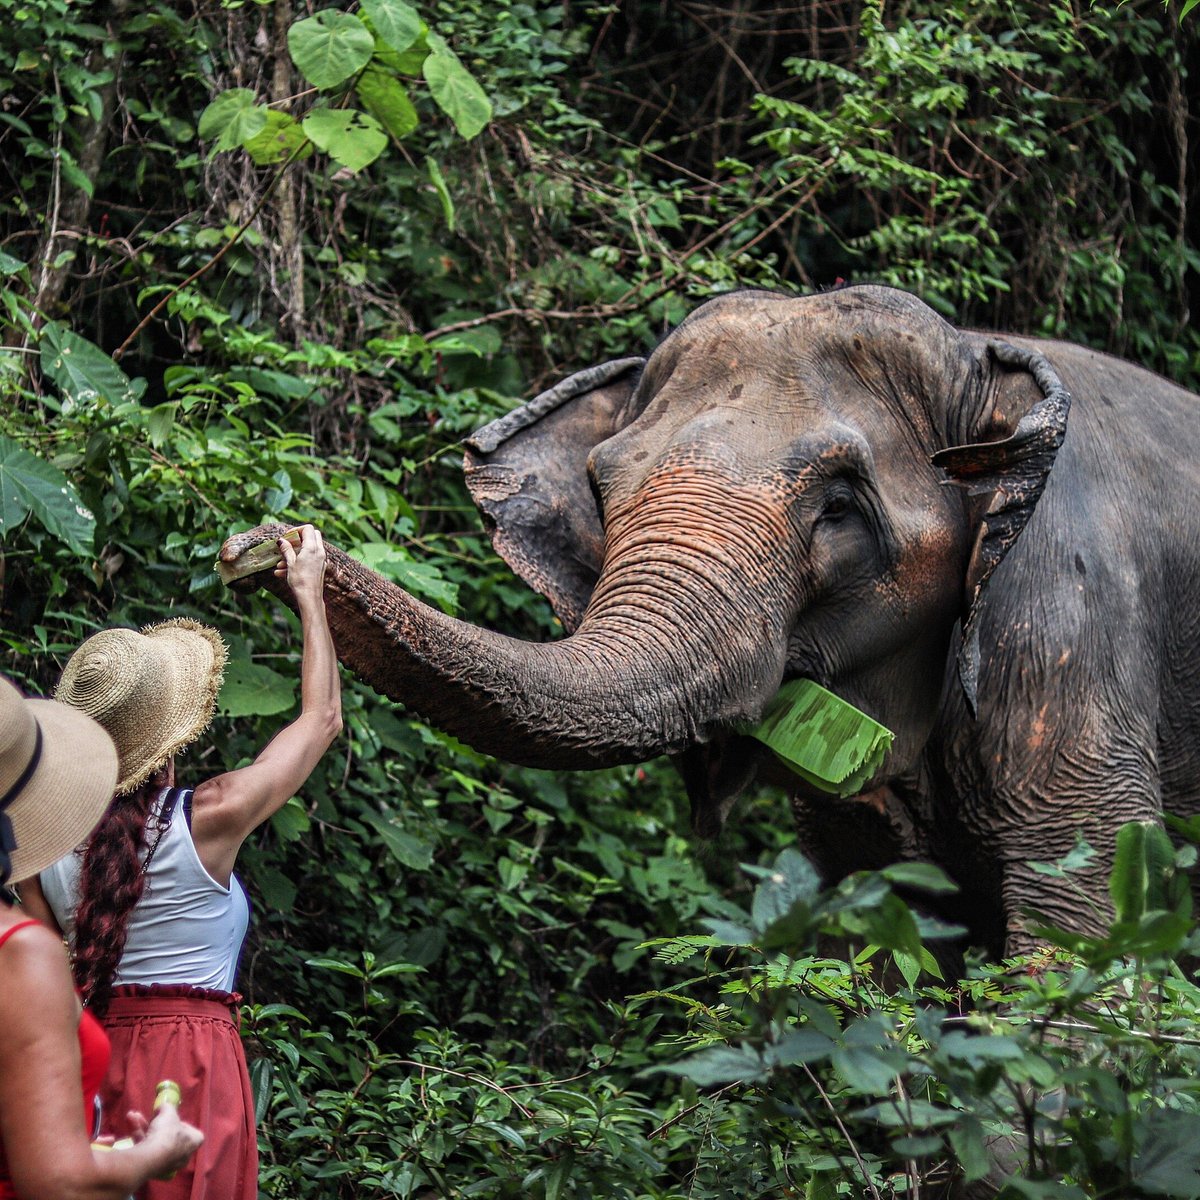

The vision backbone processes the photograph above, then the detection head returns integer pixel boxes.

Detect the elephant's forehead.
[646,297,944,453]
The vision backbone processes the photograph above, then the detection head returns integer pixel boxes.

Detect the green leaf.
[1132,1109,1200,1197]
[423,52,491,140]
[0,436,95,554]
[378,34,429,75]
[40,322,143,409]
[301,108,387,173]
[880,862,958,894]
[701,917,756,946]
[0,250,26,276]
[356,67,419,139]
[252,867,297,912]
[360,811,434,871]
[765,1027,835,1067]
[947,1113,991,1183]
[146,402,177,449]
[59,152,95,198]
[242,111,314,165]
[739,678,893,795]
[197,89,268,152]
[832,1043,901,1094]
[288,11,374,90]
[425,156,455,231]
[248,1056,274,1123]
[892,949,921,988]
[217,657,296,718]
[1110,820,1176,923]
[749,847,822,932]
[270,797,311,842]
[848,892,924,958]
[833,1015,906,1093]
[359,0,421,52]
[658,1043,768,1086]
[305,957,366,979]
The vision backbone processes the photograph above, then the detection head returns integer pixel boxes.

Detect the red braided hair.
[72,768,169,1016]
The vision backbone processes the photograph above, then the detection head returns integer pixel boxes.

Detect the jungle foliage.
[3,0,1200,1196]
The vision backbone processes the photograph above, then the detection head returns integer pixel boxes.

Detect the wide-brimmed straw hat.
[55,618,228,794]
[0,674,118,885]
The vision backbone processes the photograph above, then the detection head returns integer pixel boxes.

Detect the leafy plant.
[198,0,491,175]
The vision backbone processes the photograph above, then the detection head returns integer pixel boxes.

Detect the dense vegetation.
[3,1,1200,1195]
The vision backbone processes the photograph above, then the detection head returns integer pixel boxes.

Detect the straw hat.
[0,674,118,885]
[55,618,228,794]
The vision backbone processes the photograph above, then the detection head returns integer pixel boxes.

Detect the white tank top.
[39,787,250,992]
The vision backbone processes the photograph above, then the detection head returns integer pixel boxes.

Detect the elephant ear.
[931,340,1072,714]
[463,358,646,632]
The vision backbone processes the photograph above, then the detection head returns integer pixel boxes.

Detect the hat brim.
[6,697,118,883]
[114,619,226,794]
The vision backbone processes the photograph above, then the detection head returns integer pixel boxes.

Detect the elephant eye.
[820,490,853,521]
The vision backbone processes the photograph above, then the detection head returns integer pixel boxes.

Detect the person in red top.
[0,673,201,1199]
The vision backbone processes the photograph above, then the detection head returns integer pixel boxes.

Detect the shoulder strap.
[143,787,194,875]
[158,786,183,822]
[0,918,42,950]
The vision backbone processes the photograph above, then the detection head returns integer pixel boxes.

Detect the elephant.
[221,284,1200,959]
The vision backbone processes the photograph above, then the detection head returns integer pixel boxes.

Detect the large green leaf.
[360,811,434,871]
[356,67,418,140]
[288,11,374,90]
[1110,820,1177,923]
[197,88,268,152]
[1132,1109,1200,1198]
[423,52,491,140]
[217,657,296,718]
[0,436,95,554]
[658,1043,768,1086]
[301,108,387,173]
[359,0,421,53]
[40,323,144,410]
[242,111,314,165]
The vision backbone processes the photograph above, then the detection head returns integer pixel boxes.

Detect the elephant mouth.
[676,734,775,837]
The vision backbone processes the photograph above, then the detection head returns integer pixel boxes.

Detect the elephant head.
[221,285,1069,833]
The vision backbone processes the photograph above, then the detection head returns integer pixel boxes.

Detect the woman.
[21,525,341,1200]
[0,672,203,1199]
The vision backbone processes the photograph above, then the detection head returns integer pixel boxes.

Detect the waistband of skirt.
[104,983,244,1026]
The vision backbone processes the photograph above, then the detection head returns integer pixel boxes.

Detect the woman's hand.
[274,524,326,603]
[135,1101,203,1180]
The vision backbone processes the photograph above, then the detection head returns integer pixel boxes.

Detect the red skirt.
[100,984,257,1200]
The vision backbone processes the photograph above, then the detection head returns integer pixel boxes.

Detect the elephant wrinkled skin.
[221,285,1200,958]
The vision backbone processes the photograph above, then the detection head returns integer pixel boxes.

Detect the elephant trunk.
[222,523,788,770]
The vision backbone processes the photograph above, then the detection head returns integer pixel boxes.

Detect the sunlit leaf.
[197,88,268,152]
[359,0,421,52]
[242,111,314,165]
[423,52,491,139]
[0,436,95,554]
[288,11,374,90]
[40,322,144,409]
[302,108,387,172]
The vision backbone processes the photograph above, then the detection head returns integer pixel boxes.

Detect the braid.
[72,771,166,1016]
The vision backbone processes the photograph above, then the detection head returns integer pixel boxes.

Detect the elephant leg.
[982,732,1162,958]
